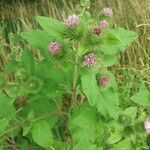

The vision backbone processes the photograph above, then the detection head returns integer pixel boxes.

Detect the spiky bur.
[144,121,150,133]
[49,42,61,54]
[102,8,113,17]
[99,20,109,30]
[99,76,110,87]
[93,27,102,36]
[83,53,97,68]
[66,15,80,28]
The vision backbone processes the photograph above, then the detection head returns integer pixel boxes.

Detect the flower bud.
[144,120,150,133]
[93,27,102,36]
[66,15,80,28]
[83,53,97,68]
[99,20,109,30]
[102,8,113,17]
[99,76,110,87]
[49,42,61,54]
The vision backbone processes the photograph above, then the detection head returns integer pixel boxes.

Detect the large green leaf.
[101,28,138,54]
[35,16,66,38]
[69,106,98,150]
[112,139,133,150]
[20,30,55,55]
[123,107,137,121]
[81,73,119,119]
[113,28,138,52]
[103,54,118,67]
[32,121,53,148]
[107,132,123,144]
[130,88,150,109]
[0,92,15,120]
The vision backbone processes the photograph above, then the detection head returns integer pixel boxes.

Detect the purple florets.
[99,76,110,87]
[144,121,150,133]
[49,42,61,54]
[83,53,97,68]
[99,20,109,30]
[66,15,80,28]
[102,8,113,17]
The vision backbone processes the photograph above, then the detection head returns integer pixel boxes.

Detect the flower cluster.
[102,8,113,17]
[66,15,80,28]
[99,20,109,30]
[49,42,61,54]
[99,76,110,87]
[83,53,97,68]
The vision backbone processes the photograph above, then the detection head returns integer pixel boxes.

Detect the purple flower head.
[102,8,113,17]
[83,53,97,68]
[66,15,80,28]
[99,76,110,87]
[49,42,61,54]
[99,20,109,30]
[144,120,150,133]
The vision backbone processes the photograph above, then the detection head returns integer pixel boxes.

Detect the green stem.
[72,45,79,107]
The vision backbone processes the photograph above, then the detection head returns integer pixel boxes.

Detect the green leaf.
[112,139,133,150]
[18,97,58,129]
[103,54,118,67]
[35,16,66,38]
[32,121,53,148]
[69,106,98,150]
[26,76,44,94]
[22,121,32,136]
[81,73,119,119]
[130,88,150,109]
[69,106,98,129]
[123,107,137,121]
[0,92,15,120]
[21,30,54,55]
[113,28,138,52]
[101,28,138,54]
[107,132,123,144]
[22,49,35,74]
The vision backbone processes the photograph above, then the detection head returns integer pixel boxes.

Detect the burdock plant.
[1,0,149,149]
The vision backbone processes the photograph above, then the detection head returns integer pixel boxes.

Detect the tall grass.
[1,0,150,84]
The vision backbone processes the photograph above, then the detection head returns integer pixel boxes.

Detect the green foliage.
[81,72,119,119]
[32,121,53,148]
[100,28,138,54]
[35,16,66,38]
[130,86,150,109]
[69,106,98,150]
[0,4,149,150]
[0,92,15,120]
[20,30,53,56]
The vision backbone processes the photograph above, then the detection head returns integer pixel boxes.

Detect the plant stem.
[72,45,79,106]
